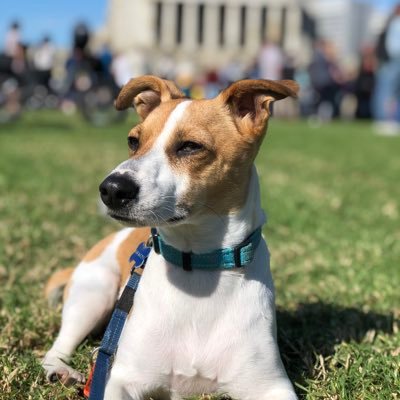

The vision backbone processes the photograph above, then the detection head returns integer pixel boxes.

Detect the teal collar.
[150,227,262,271]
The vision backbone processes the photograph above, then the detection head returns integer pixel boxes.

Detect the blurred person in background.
[73,22,90,52]
[64,23,90,90]
[373,4,400,135]
[154,53,176,81]
[64,22,103,96]
[203,69,220,99]
[62,22,98,111]
[1,21,22,79]
[277,54,299,119]
[98,44,113,82]
[282,54,296,81]
[111,52,131,88]
[244,58,259,80]
[4,21,21,58]
[10,42,31,86]
[354,45,376,119]
[308,39,344,121]
[257,38,283,80]
[32,36,55,90]
[219,58,246,87]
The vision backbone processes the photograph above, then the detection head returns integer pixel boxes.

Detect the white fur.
[158,166,266,253]
[111,101,191,226]
[42,228,134,382]
[104,170,296,399]
[43,99,297,399]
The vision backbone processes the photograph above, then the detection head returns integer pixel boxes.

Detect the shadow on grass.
[277,302,396,395]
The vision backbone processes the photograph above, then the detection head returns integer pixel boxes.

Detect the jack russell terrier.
[42,75,299,400]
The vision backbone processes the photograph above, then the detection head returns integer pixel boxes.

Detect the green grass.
[0,111,399,399]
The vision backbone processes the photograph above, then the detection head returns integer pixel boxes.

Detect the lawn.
[0,111,399,400]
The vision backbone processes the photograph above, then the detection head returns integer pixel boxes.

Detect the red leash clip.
[83,347,99,398]
[83,365,94,398]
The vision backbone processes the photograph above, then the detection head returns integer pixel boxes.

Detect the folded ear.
[218,79,299,137]
[115,75,186,120]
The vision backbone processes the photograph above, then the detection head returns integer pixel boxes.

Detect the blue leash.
[88,242,151,400]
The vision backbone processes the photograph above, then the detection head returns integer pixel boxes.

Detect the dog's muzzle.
[99,173,139,209]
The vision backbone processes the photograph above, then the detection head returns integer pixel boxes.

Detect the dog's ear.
[115,75,186,120]
[218,79,299,137]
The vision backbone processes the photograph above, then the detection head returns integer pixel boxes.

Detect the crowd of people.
[1,4,400,134]
[1,22,117,104]
[304,2,400,135]
[0,21,128,123]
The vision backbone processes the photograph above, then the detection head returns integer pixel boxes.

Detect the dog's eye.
[128,136,139,152]
[176,141,203,156]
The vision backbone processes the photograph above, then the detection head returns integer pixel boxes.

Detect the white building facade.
[102,0,311,74]
[100,0,379,75]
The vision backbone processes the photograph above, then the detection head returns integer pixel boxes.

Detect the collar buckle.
[151,228,160,254]
[182,252,192,271]
[233,229,259,268]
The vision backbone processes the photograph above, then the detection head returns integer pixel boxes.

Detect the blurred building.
[100,0,380,74]
[101,0,314,74]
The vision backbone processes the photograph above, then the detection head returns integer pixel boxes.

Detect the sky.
[357,0,400,9]
[0,0,108,49]
[0,0,399,49]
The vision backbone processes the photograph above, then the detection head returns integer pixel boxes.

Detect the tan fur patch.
[63,279,72,303]
[82,232,116,262]
[128,100,186,159]
[164,99,255,215]
[44,267,74,300]
[115,75,185,115]
[117,227,151,286]
[118,78,298,234]
[159,79,298,216]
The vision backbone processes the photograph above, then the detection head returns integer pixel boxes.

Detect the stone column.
[161,2,176,51]
[225,5,240,49]
[267,6,282,43]
[182,3,197,52]
[203,4,219,51]
[284,6,302,53]
[107,0,154,52]
[246,6,262,54]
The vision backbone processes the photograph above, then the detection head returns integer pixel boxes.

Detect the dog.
[42,75,299,400]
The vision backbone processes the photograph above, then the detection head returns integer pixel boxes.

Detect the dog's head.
[99,75,298,226]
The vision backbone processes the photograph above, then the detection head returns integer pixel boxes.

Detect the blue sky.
[0,0,108,49]
[357,0,400,9]
[0,0,399,49]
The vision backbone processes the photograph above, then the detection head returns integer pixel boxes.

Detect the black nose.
[99,173,139,209]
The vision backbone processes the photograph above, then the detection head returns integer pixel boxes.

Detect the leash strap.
[88,242,151,400]
[151,227,262,270]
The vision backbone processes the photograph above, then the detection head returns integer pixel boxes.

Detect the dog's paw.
[262,387,298,400]
[42,354,86,386]
[48,366,86,386]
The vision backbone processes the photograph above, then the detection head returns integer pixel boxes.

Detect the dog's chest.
[115,244,274,393]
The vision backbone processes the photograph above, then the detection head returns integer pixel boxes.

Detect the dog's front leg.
[226,380,297,400]
[43,261,119,385]
[105,376,172,400]
[104,359,173,400]
[226,374,298,400]
[221,339,298,400]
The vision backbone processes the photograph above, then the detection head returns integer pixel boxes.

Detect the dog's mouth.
[109,213,137,224]
[108,208,188,226]
[166,215,186,223]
